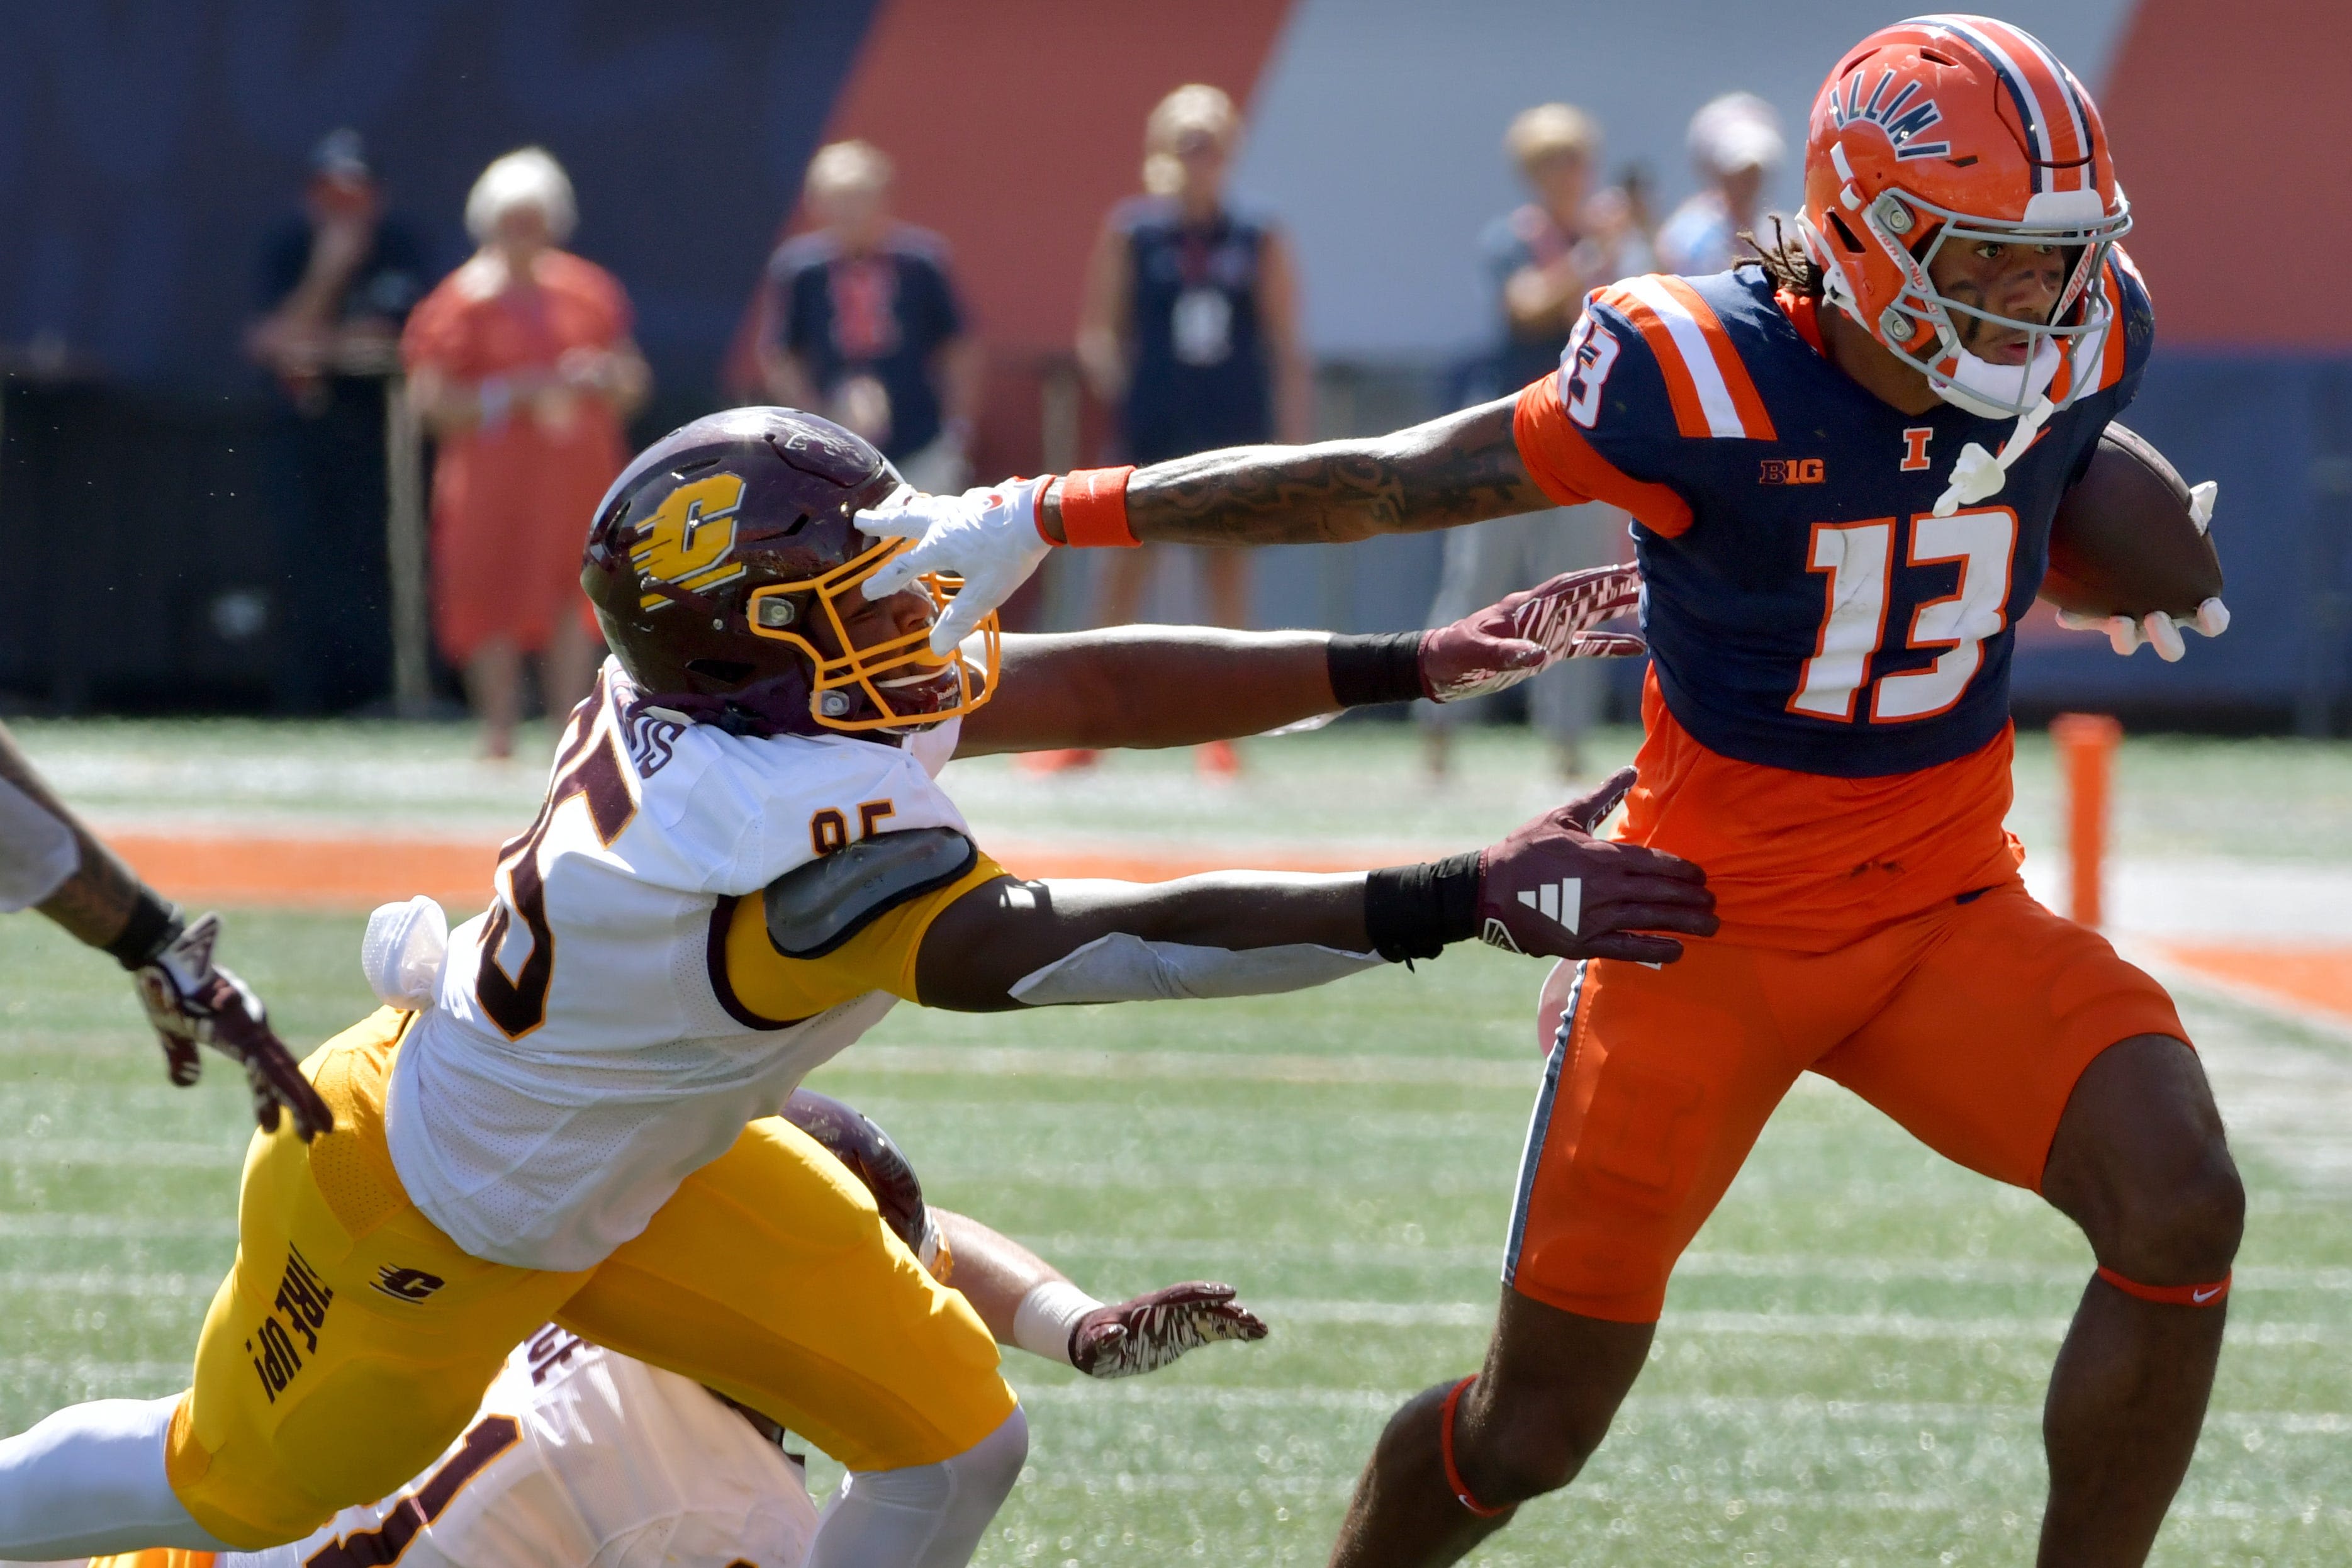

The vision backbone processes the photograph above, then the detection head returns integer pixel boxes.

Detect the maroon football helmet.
[581,407,997,739]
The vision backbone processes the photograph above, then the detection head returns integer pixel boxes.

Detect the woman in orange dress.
[403,147,649,758]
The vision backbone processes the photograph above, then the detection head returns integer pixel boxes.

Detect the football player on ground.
[0,721,332,1140]
[857,16,2240,1565]
[89,1088,1265,1568]
[0,406,1713,1565]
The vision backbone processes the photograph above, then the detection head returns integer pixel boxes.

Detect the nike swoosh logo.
[2192,1285,2222,1304]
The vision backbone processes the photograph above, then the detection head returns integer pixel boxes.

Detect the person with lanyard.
[1419,104,1651,783]
[759,140,983,497]
[1046,84,1314,778]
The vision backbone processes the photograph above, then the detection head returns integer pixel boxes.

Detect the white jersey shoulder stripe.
[1615,274,1749,440]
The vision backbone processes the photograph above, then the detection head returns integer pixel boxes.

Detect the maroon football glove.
[1477,768,1716,964]
[1070,1281,1268,1379]
[135,913,336,1141]
[1420,564,1644,703]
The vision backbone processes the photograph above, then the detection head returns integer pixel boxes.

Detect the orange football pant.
[1506,882,2188,1322]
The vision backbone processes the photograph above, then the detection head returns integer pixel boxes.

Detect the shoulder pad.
[763,826,978,960]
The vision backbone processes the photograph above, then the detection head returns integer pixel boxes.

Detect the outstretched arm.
[0,722,333,1140]
[858,397,1562,654]
[912,769,1715,1012]
[1044,396,1542,547]
[932,1208,1268,1378]
[953,565,1642,756]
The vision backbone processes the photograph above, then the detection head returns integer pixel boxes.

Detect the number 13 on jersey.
[1790,507,2017,724]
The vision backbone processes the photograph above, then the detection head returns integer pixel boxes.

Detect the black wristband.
[1362,851,1482,963]
[104,887,182,970]
[1327,631,1426,708]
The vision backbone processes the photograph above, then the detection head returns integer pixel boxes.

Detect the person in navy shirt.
[1422,103,1650,783]
[1052,84,1313,777]
[760,140,981,495]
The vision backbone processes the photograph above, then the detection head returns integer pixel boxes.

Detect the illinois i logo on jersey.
[630,472,748,612]
[1900,428,1934,471]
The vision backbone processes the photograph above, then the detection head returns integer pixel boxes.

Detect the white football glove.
[2052,480,2224,662]
[2055,598,2230,662]
[856,476,1055,656]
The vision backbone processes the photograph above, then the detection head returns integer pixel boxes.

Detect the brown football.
[2040,422,2222,619]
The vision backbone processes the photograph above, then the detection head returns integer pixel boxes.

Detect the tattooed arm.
[1041,396,1547,546]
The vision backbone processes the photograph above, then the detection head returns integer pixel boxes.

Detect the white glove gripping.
[2055,598,2230,663]
[361,895,449,1011]
[856,476,1056,656]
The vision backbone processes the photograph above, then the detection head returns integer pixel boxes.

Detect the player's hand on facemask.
[1477,767,1717,965]
[1070,1281,1268,1379]
[856,477,1055,656]
[2055,598,2230,663]
[135,912,336,1141]
[1421,564,1645,703]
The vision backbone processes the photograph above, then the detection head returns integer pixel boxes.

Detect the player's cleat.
[1420,564,1645,704]
[1017,747,1100,775]
[1070,1281,1268,1379]
[1196,738,1242,778]
[135,913,336,1141]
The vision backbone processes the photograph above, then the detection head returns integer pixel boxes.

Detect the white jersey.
[216,1328,817,1568]
[386,659,969,1270]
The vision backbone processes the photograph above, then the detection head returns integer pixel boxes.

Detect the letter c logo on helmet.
[580,407,999,741]
[1795,14,2132,420]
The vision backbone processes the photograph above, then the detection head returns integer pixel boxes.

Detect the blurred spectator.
[402,148,649,760]
[246,129,431,714]
[760,140,982,493]
[1655,92,1786,276]
[1420,103,1646,783]
[1061,84,1313,776]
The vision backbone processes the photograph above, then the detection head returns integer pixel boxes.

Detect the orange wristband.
[1058,466,1140,547]
[2095,1266,2231,1307]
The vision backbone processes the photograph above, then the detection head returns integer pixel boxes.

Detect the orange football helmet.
[1798,14,2131,419]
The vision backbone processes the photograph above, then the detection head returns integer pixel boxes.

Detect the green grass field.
[6,721,2352,1564]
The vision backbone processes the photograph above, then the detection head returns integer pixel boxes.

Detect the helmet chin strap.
[1929,339,2063,517]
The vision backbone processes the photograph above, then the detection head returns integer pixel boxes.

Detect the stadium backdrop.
[0,0,2344,727]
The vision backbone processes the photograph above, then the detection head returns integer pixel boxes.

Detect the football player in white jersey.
[0,722,331,1140]
[0,408,1715,1567]
[87,1089,1265,1568]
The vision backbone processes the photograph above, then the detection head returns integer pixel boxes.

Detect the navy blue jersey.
[767,225,965,461]
[1117,196,1274,464]
[1515,255,2153,779]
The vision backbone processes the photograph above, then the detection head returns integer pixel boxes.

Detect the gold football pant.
[165,1009,1015,1548]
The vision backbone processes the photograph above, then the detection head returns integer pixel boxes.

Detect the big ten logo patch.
[1760,457,1826,486]
[247,1244,334,1403]
[526,1324,590,1386]
[632,472,749,611]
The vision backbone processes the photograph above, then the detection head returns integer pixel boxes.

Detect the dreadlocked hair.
[1741,214,1824,298]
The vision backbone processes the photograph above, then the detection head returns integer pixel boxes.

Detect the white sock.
[0,1396,235,1557]
[804,1404,1027,1568]
[1010,1280,1101,1366]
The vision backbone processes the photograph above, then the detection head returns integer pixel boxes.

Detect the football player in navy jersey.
[862,16,2239,1564]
